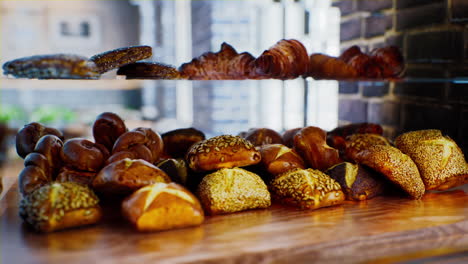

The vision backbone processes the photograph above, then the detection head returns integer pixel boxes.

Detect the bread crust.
[90,46,152,74]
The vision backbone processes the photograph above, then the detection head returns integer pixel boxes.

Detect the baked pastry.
[92,159,171,196]
[254,39,309,79]
[270,168,345,210]
[327,122,383,152]
[257,144,306,176]
[395,129,468,191]
[186,135,261,172]
[18,165,50,196]
[61,138,109,172]
[308,53,358,80]
[353,145,425,199]
[338,45,363,63]
[293,126,341,171]
[90,45,153,74]
[326,162,385,201]
[370,46,405,78]
[106,144,153,165]
[179,42,255,80]
[156,158,189,186]
[117,62,183,79]
[197,168,271,215]
[24,151,53,180]
[122,182,204,232]
[348,53,382,79]
[282,128,301,148]
[3,54,100,79]
[92,112,127,152]
[16,122,63,159]
[162,128,205,158]
[243,128,284,146]
[56,167,97,187]
[33,135,64,177]
[19,182,102,232]
[344,133,391,162]
[113,127,164,164]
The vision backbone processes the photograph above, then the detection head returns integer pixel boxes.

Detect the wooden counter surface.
[1,160,468,264]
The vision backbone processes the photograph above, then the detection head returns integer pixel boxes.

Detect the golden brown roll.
[344,133,391,162]
[395,129,468,191]
[270,168,345,210]
[243,128,284,146]
[122,182,204,232]
[186,135,261,172]
[117,62,183,79]
[19,182,102,232]
[353,145,425,199]
[327,122,383,152]
[16,122,63,159]
[293,126,342,171]
[162,128,205,159]
[326,162,385,201]
[92,112,127,152]
[112,127,164,164]
[197,168,271,215]
[61,138,109,172]
[3,54,100,79]
[92,159,171,196]
[56,167,97,188]
[90,45,153,74]
[257,144,306,176]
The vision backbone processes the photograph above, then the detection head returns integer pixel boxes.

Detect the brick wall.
[333,0,468,153]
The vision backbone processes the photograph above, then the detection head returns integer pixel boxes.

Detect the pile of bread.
[3,40,404,80]
[15,112,468,233]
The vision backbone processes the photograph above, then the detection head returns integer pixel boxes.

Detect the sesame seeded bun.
[353,145,425,199]
[344,133,391,162]
[395,129,468,191]
[186,135,261,172]
[270,168,345,210]
[196,168,271,215]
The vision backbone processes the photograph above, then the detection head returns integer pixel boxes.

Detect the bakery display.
[196,168,271,215]
[257,144,306,176]
[122,182,204,232]
[162,128,205,159]
[19,182,102,232]
[269,168,345,210]
[2,54,100,79]
[293,126,341,171]
[90,45,153,74]
[242,128,284,146]
[117,62,183,79]
[353,145,425,199]
[395,129,468,191]
[326,162,385,201]
[92,112,128,152]
[186,135,261,172]
[16,122,64,159]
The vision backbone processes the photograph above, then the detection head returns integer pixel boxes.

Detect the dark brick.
[396,3,445,31]
[339,82,359,94]
[362,82,389,97]
[364,14,393,38]
[385,34,404,49]
[338,99,368,123]
[448,82,468,103]
[394,79,445,99]
[450,0,468,23]
[400,103,460,137]
[332,0,356,16]
[396,0,443,10]
[368,101,400,126]
[357,0,393,12]
[406,30,465,63]
[341,18,363,41]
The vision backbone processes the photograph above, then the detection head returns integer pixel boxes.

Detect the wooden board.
[1,160,468,264]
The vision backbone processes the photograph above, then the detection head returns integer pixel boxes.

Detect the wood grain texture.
[1,160,468,264]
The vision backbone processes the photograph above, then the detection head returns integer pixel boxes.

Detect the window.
[49,14,101,48]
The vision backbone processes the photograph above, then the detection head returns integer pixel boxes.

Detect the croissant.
[254,39,309,79]
[308,54,357,79]
[370,46,405,78]
[179,43,255,80]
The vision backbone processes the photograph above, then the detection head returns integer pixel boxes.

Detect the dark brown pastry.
[243,128,283,146]
[370,46,405,78]
[395,129,468,191]
[186,135,261,172]
[24,152,53,180]
[3,54,100,79]
[326,162,385,201]
[348,53,382,79]
[179,42,255,80]
[122,182,204,232]
[112,127,163,164]
[282,128,302,148]
[106,144,153,165]
[117,62,183,79]
[293,126,342,171]
[61,138,109,172]
[257,144,306,176]
[197,168,271,215]
[19,182,102,232]
[270,168,345,210]
[338,45,363,63]
[156,158,189,186]
[92,112,127,151]
[33,135,64,177]
[327,122,383,154]
[162,128,205,159]
[92,159,171,196]
[18,165,50,196]
[56,166,97,187]
[308,54,358,80]
[90,45,153,74]
[353,145,425,199]
[16,122,63,159]
[254,39,309,79]
[344,133,391,162]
